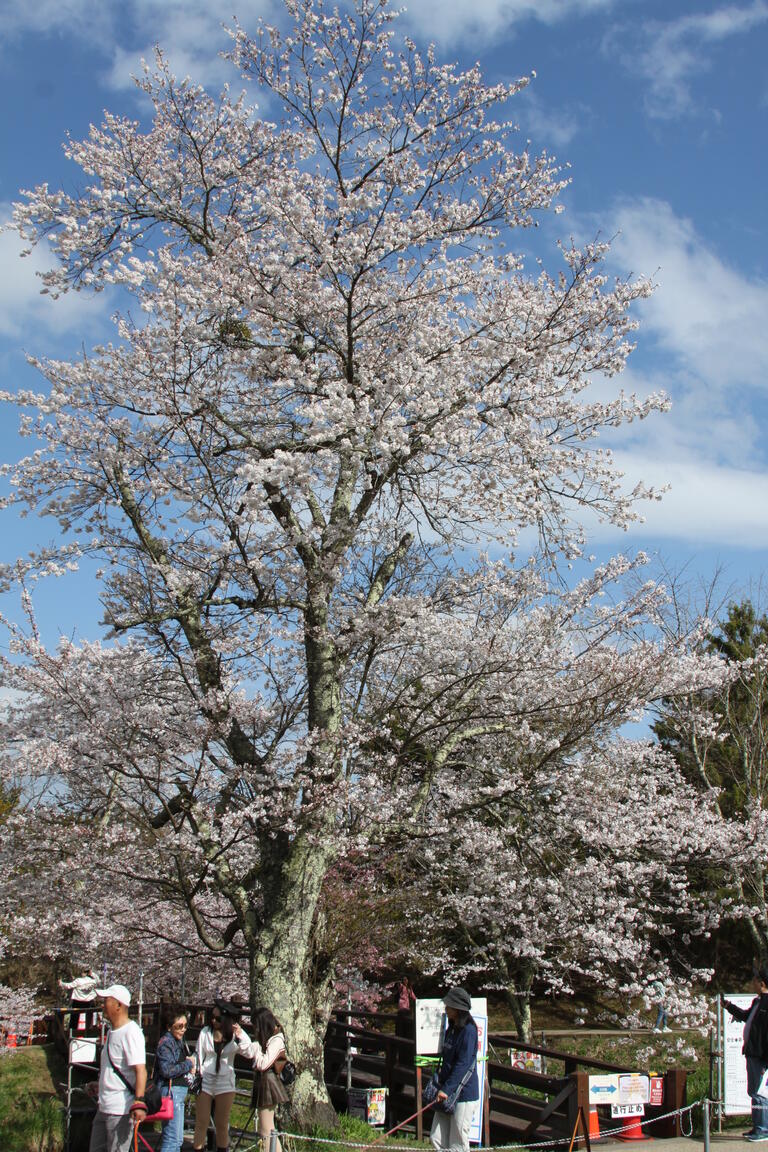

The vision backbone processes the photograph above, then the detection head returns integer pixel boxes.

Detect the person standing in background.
[723,967,768,1141]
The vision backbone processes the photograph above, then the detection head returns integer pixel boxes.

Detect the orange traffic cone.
[617,1113,650,1141]
[588,1108,601,1141]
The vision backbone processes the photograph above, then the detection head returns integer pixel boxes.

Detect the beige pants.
[430,1100,475,1152]
[193,1090,235,1149]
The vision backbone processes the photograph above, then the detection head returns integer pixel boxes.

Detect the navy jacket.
[438,1018,479,1103]
[153,1030,193,1087]
[724,995,768,1062]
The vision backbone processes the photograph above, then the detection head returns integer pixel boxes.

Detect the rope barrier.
[270,1097,706,1152]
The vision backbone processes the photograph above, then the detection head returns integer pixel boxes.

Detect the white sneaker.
[652,1027,661,1033]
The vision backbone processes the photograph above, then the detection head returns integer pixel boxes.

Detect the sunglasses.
[172,1022,188,1031]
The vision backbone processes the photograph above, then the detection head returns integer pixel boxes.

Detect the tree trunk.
[503,964,534,1042]
[249,830,338,1129]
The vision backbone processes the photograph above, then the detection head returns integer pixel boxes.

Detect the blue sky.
[0,0,767,643]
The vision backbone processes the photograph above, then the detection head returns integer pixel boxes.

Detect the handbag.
[279,1060,296,1086]
[188,1069,203,1095]
[423,1072,440,1104]
[144,1094,174,1122]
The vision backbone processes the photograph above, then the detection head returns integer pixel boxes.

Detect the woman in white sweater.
[241,1008,289,1152]
[193,1002,252,1152]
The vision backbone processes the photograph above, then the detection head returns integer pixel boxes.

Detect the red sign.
[650,1077,664,1107]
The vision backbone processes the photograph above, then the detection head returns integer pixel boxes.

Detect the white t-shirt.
[98,1020,146,1115]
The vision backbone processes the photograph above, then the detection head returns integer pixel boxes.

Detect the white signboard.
[589,1074,620,1104]
[415,997,488,1056]
[724,994,753,1116]
[612,1103,645,1118]
[70,1037,98,1065]
[618,1073,650,1105]
[469,1014,488,1146]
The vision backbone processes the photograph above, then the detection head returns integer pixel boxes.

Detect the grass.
[0,1046,67,1152]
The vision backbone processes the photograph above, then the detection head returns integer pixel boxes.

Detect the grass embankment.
[0,1045,67,1152]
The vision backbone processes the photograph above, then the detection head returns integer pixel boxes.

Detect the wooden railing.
[50,1002,688,1145]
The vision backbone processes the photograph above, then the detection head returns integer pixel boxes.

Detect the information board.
[618,1073,650,1105]
[723,994,753,1116]
[589,1074,619,1105]
[70,1037,98,1065]
[415,997,488,1055]
[468,1013,488,1145]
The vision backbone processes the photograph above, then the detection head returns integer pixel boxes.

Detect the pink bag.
[143,1094,174,1122]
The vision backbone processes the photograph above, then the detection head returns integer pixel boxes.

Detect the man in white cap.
[86,984,148,1152]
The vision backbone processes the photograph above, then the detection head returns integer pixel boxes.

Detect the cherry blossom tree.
[392,739,728,1038]
[654,599,768,961]
[0,0,681,1123]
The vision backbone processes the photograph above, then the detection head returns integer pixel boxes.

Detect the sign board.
[468,1014,488,1146]
[612,1103,645,1118]
[70,1037,98,1065]
[649,1077,664,1107]
[510,1048,543,1073]
[348,1087,387,1126]
[589,1074,619,1104]
[414,997,488,1056]
[724,994,753,1115]
[618,1073,650,1105]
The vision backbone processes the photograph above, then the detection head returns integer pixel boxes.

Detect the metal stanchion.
[703,1098,710,1152]
[269,1129,279,1152]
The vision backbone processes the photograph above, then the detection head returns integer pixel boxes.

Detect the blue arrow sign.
[591,1085,617,1094]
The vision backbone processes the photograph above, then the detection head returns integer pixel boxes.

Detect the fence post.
[567,1073,590,1150]
[416,1066,423,1143]
[662,1069,687,1137]
[703,1097,710,1152]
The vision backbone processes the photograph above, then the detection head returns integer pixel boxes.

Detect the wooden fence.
[326,1010,688,1145]
[50,1002,688,1147]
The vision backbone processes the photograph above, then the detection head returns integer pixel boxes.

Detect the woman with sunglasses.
[193,1001,252,1152]
[153,1005,196,1152]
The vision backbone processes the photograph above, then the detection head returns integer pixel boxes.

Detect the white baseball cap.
[95,984,131,1006]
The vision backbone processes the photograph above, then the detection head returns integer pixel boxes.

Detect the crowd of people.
[71,967,768,1152]
[82,984,292,1152]
[78,979,480,1152]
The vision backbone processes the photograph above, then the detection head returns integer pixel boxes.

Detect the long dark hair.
[253,1007,284,1050]
[449,1009,474,1031]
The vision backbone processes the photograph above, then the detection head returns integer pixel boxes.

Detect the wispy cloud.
[581,197,768,546]
[0,1,277,91]
[515,89,589,149]
[400,0,614,46]
[0,0,617,87]
[605,1,768,119]
[0,207,109,340]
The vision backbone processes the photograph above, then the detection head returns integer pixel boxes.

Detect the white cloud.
[608,198,768,397]
[0,1,277,92]
[614,452,768,548]
[605,1,768,119]
[0,208,109,340]
[0,0,616,87]
[577,197,768,547]
[399,0,613,46]
[514,89,588,149]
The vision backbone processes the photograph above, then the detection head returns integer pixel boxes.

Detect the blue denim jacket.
[153,1031,193,1086]
[438,1019,479,1102]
